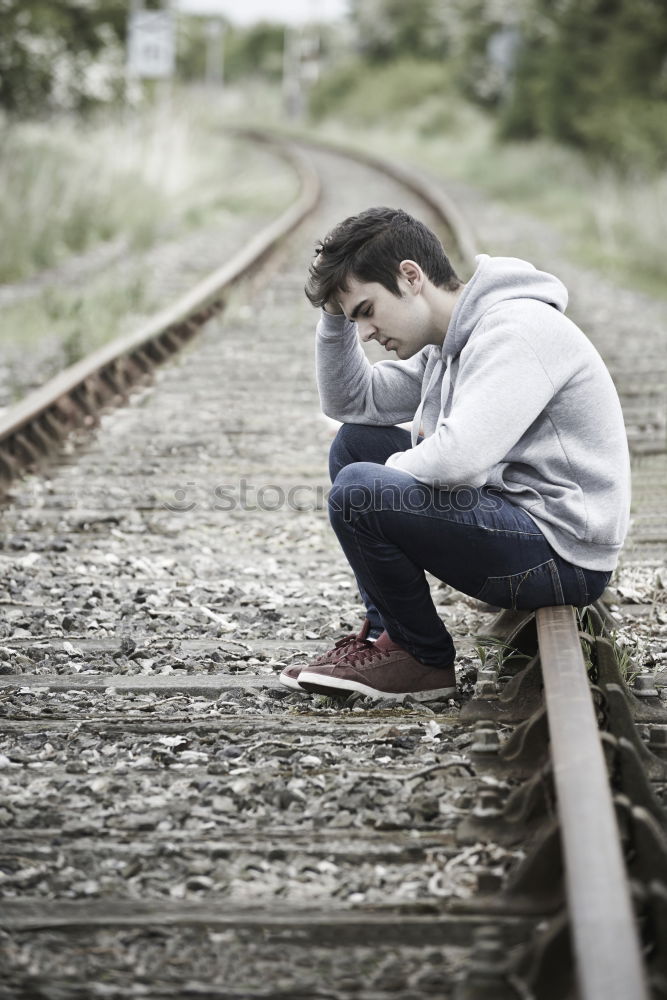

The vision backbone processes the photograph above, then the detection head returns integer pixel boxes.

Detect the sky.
[175,0,349,24]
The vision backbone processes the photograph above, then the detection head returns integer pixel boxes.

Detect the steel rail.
[0,136,321,491]
[232,127,480,271]
[536,605,649,1000]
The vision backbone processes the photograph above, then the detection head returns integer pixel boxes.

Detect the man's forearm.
[316,311,375,420]
[316,311,427,425]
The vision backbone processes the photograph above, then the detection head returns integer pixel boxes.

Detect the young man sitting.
[280,207,630,702]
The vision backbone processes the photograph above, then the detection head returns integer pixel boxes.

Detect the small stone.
[300,754,322,767]
[65,760,88,774]
[119,636,137,657]
[186,875,215,891]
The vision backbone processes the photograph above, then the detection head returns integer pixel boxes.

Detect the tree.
[500,0,667,168]
[0,0,128,116]
[349,0,450,62]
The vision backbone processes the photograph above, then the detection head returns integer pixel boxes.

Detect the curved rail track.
[0,132,666,1000]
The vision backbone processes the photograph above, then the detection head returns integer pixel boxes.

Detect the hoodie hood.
[443,254,569,359]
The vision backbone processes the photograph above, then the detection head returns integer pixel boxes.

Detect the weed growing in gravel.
[577,604,639,682]
[473,634,531,675]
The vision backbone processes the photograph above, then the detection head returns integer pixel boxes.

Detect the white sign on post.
[128,11,175,79]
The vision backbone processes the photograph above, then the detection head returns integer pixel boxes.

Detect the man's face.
[336,273,436,361]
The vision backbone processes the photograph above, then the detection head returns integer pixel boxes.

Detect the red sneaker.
[298,631,456,702]
[278,619,374,691]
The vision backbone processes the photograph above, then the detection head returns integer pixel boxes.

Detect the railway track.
[0,132,666,999]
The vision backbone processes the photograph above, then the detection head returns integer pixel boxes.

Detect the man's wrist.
[318,307,352,340]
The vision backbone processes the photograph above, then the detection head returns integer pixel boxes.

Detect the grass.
[0,92,297,285]
[0,273,149,393]
[317,108,667,298]
[473,634,532,675]
[0,90,298,398]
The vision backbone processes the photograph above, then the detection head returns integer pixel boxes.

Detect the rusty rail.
[233,126,480,276]
[536,606,649,1000]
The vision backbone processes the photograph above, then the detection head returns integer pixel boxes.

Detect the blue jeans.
[328,424,611,668]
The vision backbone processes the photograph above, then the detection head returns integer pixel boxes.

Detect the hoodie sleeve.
[316,310,426,424]
[385,328,556,486]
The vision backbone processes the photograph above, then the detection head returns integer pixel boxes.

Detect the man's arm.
[316,310,427,424]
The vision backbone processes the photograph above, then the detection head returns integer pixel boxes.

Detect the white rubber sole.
[278,670,305,692]
[297,671,456,702]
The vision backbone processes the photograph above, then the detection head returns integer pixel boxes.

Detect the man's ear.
[399,259,423,293]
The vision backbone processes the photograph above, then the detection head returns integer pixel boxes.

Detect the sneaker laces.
[334,617,371,648]
[311,619,373,665]
[337,639,391,668]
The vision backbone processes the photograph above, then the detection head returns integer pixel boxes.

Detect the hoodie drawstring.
[412,358,444,446]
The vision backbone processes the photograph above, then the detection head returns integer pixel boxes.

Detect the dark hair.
[305,206,460,308]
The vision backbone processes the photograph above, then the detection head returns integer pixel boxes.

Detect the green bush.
[309,57,457,126]
[573,98,667,173]
[0,0,127,116]
[177,19,285,84]
[349,0,450,63]
[498,0,667,173]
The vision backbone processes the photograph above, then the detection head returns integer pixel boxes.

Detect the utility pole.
[282,26,303,120]
[282,6,321,121]
[125,0,142,104]
[205,18,225,88]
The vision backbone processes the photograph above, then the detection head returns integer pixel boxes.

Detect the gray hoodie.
[316,254,631,571]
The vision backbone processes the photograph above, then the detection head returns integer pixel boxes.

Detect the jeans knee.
[329,424,367,482]
[329,463,417,526]
[328,463,377,525]
[329,423,413,482]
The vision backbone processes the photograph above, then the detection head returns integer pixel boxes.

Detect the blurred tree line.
[315,0,667,171]
[176,19,286,83]
[2,0,665,170]
[501,0,667,170]
[0,0,129,114]
[0,1,289,116]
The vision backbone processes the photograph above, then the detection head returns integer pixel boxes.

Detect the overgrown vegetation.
[499,0,667,172]
[0,269,150,395]
[0,2,297,118]
[0,100,295,284]
[323,0,667,174]
[0,96,296,399]
[0,116,161,283]
[177,19,287,84]
[309,57,456,129]
[0,0,128,115]
[6,0,665,174]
